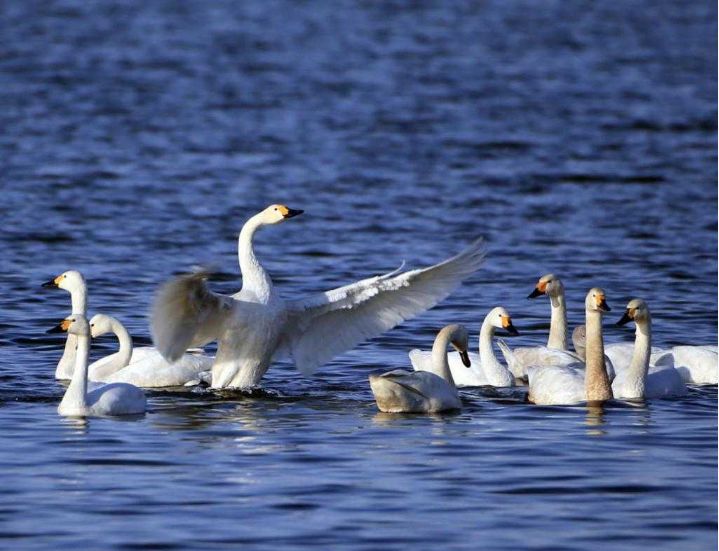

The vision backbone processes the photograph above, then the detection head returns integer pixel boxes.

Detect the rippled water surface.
[1,1,717,549]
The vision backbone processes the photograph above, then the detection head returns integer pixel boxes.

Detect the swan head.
[260,204,304,225]
[445,324,472,367]
[487,307,520,336]
[42,270,85,292]
[89,313,115,338]
[528,273,563,299]
[617,298,649,326]
[47,314,90,337]
[585,288,611,313]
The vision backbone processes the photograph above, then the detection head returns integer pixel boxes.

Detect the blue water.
[0,1,716,549]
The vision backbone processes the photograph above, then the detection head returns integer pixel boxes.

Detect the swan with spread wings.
[151,204,486,389]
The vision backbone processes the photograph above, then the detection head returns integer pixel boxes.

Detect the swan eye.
[90,324,94,327]
[63,274,67,278]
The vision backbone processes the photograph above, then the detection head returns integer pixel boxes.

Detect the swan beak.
[47,319,71,334]
[527,287,544,299]
[502,316,520,336]
[283,208,304,219]
[616,310,633,326]
[42,276,60,288]
[459,350,472,368]
[597,296,611,312]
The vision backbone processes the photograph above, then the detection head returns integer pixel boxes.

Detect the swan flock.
[42,204,716,417]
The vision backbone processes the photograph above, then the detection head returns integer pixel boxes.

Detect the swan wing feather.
[151,269,235,362]
[283,238,486,376]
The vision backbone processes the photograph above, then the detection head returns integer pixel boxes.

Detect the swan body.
[370,324,470,413]
[670,346,718,385]
[42,270,87,380]
[409,307,517,387]
[151,205,486,389]
[611,299,686,399]
[48,316,146,417]
[502,274,571,378]
[89,314,214,387]
[528,288,613,405]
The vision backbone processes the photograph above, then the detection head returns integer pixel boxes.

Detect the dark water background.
[0,1,717,550]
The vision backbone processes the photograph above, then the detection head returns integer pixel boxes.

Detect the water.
[0,1,716,549]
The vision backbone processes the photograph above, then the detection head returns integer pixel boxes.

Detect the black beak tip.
[41,279,57,288]
[285,208,304,218]
[527,289,543,299]
[46,325,64,334]
[459,351,472,368]
[508,326,520,337]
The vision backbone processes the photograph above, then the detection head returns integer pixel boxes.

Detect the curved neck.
[584,310,612,402]
[431,328,456,389]
[62,333,89,410]
[238,214,273,300]
[70,285,88,315]
[627,315,652,390]
[547,292,567,350]
[110,318,133,367]
[478,319,505,379]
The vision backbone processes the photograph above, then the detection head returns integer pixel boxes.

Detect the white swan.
[151,204,486,389]
[499,274,579,379]
[527,288,613,406]
[369,324,470,413]
[88,314,214,387]
[409,307,517,387]
[575,324,717,386]
[48,315,147,417]
[670,345,717,385]
[611,299,686,399]
[42,270,87,379]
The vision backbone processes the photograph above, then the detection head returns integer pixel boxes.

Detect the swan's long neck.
[626,314,652,395]
[111,318,133,368]
[61,333,90,411]
[478,318,505,381]
[432,327,456,389]
[57,285,88,377]
[547,291,568,350]
[238,214,273,300]
[584,310,612,402]
[70,285,88,315]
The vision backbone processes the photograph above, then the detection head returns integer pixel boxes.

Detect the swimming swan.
[42,270,87,380]
[89,314,214,387]
[409,307,518,387]
[48,315,147,417]
[42,270,181,381]
[527,288,613,405]
[370,324,471,413]
[611,299,686,399]
[499,274,579,379]
[151,204,486,389]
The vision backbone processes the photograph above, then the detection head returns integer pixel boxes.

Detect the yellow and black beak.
[502,316,520,336]
[616,309,633,326]
[282,207,304,219]
[528,280,547,299]
[46,319,71,334]
[42,275,61,289]
[459,349,472,368]
[597,295,611,312]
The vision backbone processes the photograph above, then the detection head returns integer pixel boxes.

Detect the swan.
[611,299,687,399]
[88,314,214,387]
[47,315,147,417]
[42,270,87,379]
[575,325,717,385]
[409,307,518,387]
[499,274,579,379]
[527,288,613,405]
[369,324,470,413]
[151,204,486,389]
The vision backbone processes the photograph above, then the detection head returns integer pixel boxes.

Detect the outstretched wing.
[151,269,235,362]
[282,238,486,376]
